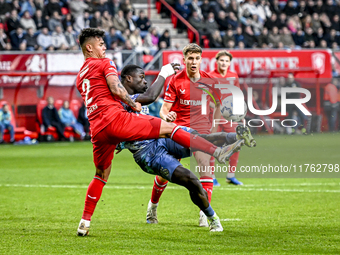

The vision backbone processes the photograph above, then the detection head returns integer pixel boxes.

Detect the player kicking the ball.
[76,28,243,236]
[116,64,251,232]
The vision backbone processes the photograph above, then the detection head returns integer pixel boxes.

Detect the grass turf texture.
[0,133,339,254]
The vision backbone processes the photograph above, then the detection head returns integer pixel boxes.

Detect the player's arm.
[107,75,142,112]
[136,63,180,105]
[160,101,177,122]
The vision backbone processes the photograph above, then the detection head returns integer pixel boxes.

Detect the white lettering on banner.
[0,75,41,85]
[0,61,11,71]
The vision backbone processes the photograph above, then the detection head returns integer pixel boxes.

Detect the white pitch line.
[1,184,340,193]
[241,183,340,187]
[220,219,242,221]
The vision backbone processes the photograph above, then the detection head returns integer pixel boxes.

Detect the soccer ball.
[220,96,247,122]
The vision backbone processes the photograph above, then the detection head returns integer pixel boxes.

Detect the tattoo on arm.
[109,76,136,108]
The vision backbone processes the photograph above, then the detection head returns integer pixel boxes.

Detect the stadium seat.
[170,13,177,28]
[143,55,154,65]
[0,100,38,142]
[36,100,59,141]
[187,28,194,43]
[155,1,161,13]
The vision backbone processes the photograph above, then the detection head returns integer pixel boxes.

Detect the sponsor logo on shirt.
[180,99,202,106]
[180,89,185,94]
[110,61,116,67]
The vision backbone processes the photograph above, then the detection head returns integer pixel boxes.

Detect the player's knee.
[159,121,176,138]
[95,165,111,180]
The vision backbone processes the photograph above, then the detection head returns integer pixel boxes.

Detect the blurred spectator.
[11,0,21,14]
[122,28,131,41]
[236,40,245,49]
[126,10,136,32]
[313,0,324,14]
[328,29,340,47]
[212,0,228,17]
[136,10,151,38]
[7,10,21,33]
[35,0,45,11]
[105,26,125,47]
[201,0,213,20]
[216,11,229,32]
[249,14,263,36]
[283,1,298,17]
[226,12,239,31]
[74,11,91,33]
[51,25,69,50]
[319,39,328,48]
[20,0,36,17]
[20,11,37,33]
[205,12,219,34]
[175,0,191,33]
[77,103,90,139]
[64,25,78,50]
[277,13,287,29]
[209,29,223,48]
[143,27,159,55]
[122,39,133,50]
[84,0,96,14]
[257,0,272,22]
[265,13,279,31]
[96,0,110,14]
[48,11,63,32]
[62,13,74,31]
[10,27,26,51]
[113,10,128,32]
[155,40,168,55]
[243,25,257,48]
[37,27,54,50]
[314,27,325,46]
[257,27,270,47]
[270,0,281,16]
[234,26,244,45]
[120,0,135,16]
[226,0,239,18]
[90,10,102,28]
[0,104,15,143]
[129,28,143,51]
[59,100,85,138]
[69,0,88,19]
[158,29,171,48]
[311,13,321,32]
[42,97,66,140]
[319,13,331,34]
[101,11,114,32]
[223,29,235,48]
[297,0,308,19]
[323,78,339,132]
[280,27,295,48]
[108,0,121,17]
[44,0,62,20]
[306,0,315,15]
[0,0,12,22]
[189,11,206,35]
[268,26,281,47]
[33,9,47,31]
[23,27,39,51]
[242,0,259,17]
[189,0,203,19]
[331,15,340,32]
[293,29,305,47]
[0,24,11,50]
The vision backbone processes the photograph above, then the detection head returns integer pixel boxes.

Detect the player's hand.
[159,63,180,79]
[171,63,180,73]
[165,111,177,122]
[132,102,142,112]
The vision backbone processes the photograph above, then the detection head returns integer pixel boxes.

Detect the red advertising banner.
[0,54,47,87]
[163,50,332,79]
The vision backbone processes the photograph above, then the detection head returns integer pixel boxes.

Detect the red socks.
[82,176,107,221]
[200,176,213,203]
[150,176,168,204]
[171,127,217,156]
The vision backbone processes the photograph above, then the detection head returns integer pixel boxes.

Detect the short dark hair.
[121,64,142,82]
[78,28,105,48]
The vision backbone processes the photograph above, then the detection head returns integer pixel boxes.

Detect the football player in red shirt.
[209,50,246,186]
[75,28,238,236]
[148,44,223,227]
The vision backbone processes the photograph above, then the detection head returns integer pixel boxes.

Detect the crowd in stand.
[168,0,340,49]
[0,0,172,54]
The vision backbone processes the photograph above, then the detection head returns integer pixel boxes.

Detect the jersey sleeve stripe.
[105,72,117,78]
[164,99,175,103]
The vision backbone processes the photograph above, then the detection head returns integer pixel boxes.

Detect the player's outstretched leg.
[171,166,223,232]
[77,165,111,236]
[236,125,256,147]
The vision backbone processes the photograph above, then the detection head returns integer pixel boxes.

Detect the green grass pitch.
[0,133,339,254]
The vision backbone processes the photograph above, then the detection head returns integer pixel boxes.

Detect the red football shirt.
[209,69,240,100]
[164,69,216,133]
[76,57,122,138]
